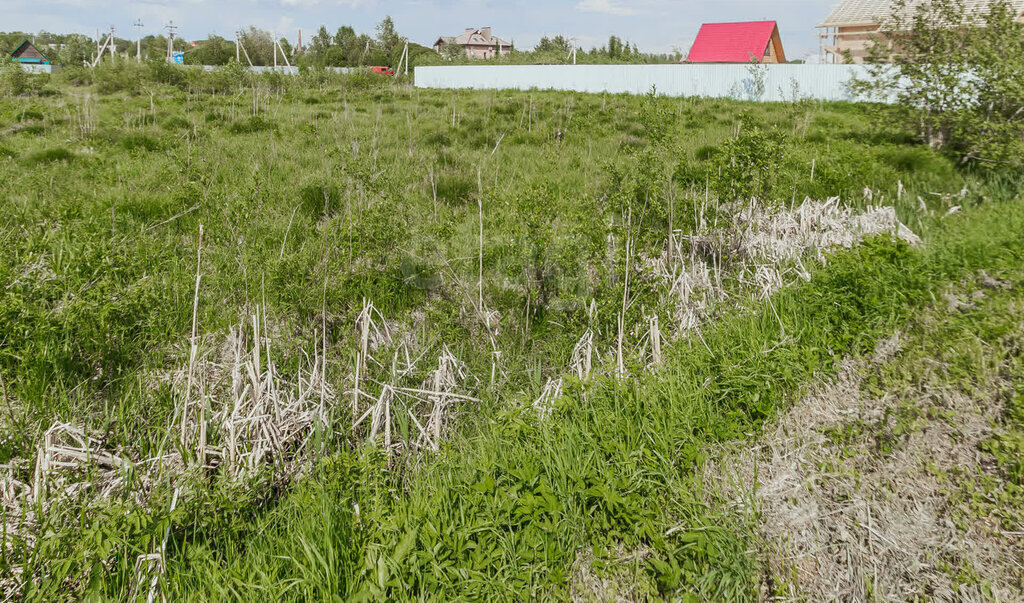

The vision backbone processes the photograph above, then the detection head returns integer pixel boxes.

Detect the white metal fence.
[414,64,884,103]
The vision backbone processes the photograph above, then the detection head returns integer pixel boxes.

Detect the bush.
[226,116,276,134]
[710,122,788,201]
[0,61,29,96]
[57,65,92,87]
[856,0,1024,170]
[28,147,75,164]
[145,57,186,87]
[92,61,146,94]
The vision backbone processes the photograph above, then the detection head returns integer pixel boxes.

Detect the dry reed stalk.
[352,299,392,423]
[214,312,334,480]
[477,168,484,312]
[366,386,394,459]
[616,312,626,380]
[129,554,164,603]
[278,204,299,261]
[181,225,203,450]
[533,378,564,421]
[658,198,920,339]
[570,330,595,381]
[649,316,663,367]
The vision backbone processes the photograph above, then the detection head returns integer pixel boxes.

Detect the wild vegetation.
[0,54,1022,601]
[856,0,1024,169]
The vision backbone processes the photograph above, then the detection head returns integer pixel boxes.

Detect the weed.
[27,146,74,164]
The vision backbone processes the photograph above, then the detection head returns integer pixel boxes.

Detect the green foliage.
[710,120,788,201]
[856,0,1024,169]
[184,35,236,66]
[0,75,1021,600]
[27,146,74,164]
[0,60,28,96]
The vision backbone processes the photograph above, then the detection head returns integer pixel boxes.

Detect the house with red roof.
[686,21,787,63]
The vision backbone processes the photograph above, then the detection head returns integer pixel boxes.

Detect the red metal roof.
[686,21,778,63]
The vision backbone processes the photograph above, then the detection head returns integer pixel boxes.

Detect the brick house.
[433,28,512,60]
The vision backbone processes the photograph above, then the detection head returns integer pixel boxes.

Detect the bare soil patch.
[707,278,1024,601]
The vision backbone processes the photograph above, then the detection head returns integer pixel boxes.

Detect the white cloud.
[575,0,639,17]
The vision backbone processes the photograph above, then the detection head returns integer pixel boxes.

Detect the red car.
[369,66,395,76]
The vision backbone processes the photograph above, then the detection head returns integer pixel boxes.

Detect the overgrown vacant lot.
[1,69,1022,600]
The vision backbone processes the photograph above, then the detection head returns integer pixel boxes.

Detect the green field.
[1,65,1022,600]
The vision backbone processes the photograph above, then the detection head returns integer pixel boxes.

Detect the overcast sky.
[0,0,835,60]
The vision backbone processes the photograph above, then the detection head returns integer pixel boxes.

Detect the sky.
[0,0,836,60]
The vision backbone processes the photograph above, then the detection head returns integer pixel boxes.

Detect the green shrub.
[119,133,164,152]
[27,147,74,164]
[710,123,788,201]
[16,109,44,121]
[881,146,950,175]
[0,61,28,96]
[226,116,276,134]
[144,57,185,87]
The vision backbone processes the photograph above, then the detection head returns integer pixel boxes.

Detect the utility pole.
[135,19,144,61]
[90,27,115,67]
[236,30,253,67]
[395,41,410,76]
[165,20,178,62]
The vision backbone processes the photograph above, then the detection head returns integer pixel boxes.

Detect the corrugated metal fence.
[414,64,884,103]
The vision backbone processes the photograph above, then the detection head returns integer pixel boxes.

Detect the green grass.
[157,199,1024,601]
[1,69,1022,600]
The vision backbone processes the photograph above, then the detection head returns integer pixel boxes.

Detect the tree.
[535,35,571,54]
[239,27,274,66]
[186,35,234,66]
[857,0,1024,168]
[309,26,332,57]
[334,26,356,49]
[608,35,623,59]
[375,16,404,61]
[56,34,94,66]
[278,37,293,59]
[439,43,464,61]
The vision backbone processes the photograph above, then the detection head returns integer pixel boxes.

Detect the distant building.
[433,28,512,60]
[685,21,786,63]
[10,40,50,65]
[9,40,52,73]
[818,0,1024,64]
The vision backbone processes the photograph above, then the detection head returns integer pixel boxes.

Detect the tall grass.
[0,73,1021,600]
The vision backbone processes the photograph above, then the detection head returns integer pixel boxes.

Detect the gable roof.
[434,29,511,48]
[10,40,49,64]
[686,21,781,63]
[820,0,1024,28]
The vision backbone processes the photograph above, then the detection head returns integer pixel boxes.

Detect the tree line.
[3,19,679,69]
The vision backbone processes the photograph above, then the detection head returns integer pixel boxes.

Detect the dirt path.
[707,271,1024,601]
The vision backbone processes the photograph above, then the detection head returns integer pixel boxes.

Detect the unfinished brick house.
[818,0,1024,64]
[433,28,512,60]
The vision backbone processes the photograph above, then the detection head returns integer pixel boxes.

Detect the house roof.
[435,29,511,48]
[686,21,780,63]
[819,0,1024,28]
[10,40,49,64]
